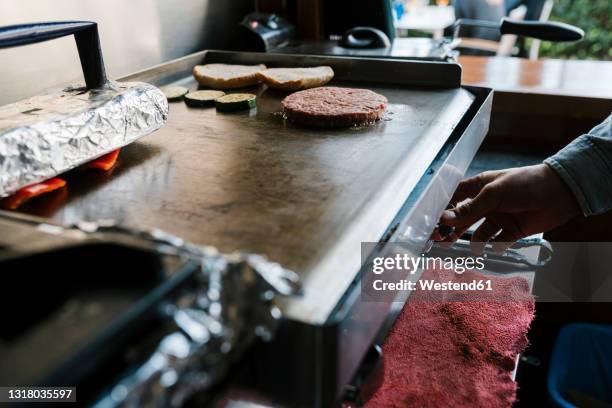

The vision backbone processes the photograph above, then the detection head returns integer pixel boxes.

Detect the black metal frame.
[0,21,107,89]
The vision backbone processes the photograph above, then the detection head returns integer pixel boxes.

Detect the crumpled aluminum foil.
[77,222,300,408]
[0,81,168,198]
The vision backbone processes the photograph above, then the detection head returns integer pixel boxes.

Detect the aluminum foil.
[0,81,168,198]
[77,222,300,408]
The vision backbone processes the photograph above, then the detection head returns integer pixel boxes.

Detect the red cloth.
[365,269,535,408]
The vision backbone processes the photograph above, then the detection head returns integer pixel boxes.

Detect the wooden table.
[459,56,612,99]
[458,56,612,147]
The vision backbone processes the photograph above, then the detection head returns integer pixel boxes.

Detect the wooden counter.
[459,56,612,99]
[458,56,612,148]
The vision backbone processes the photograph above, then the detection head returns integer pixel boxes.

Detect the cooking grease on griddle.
[272,110,288,120]
[381,110,394,122]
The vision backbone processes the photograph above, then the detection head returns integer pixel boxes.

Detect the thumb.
[440,186,500,228]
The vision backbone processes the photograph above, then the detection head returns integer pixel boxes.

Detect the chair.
[457,5,527,57]
[455,0,553,58]
[528,0,554,59]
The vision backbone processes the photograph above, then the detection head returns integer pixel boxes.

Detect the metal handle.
[500,17,584,42]
[340,26,391,49]
[0,21,108,89]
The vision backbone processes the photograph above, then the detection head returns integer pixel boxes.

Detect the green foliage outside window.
[537,0,611,60]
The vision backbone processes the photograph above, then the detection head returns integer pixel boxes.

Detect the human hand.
[439,164,581,254]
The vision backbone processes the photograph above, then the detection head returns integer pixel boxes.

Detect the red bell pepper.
[1,178,67,210]
[84,149,121,171]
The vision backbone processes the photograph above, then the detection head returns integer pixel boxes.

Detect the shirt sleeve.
[544,114,612,216]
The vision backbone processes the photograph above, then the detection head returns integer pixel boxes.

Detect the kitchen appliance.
[239,12,295,52]
[0,47,493,406]
[0,0,583,401]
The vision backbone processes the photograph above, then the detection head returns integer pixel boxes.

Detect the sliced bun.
[258,66,334,91]
[193,63,266,89]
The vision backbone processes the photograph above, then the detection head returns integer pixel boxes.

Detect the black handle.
[340,26,391,49]
[500,17,584,42]
[0,21,108,89]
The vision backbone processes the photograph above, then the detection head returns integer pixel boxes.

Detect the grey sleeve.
[544,114,612,216]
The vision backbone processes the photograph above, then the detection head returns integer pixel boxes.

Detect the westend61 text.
[372,278,493,292]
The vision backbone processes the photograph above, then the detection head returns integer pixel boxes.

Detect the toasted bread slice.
[192,64,266,89]
[258,66,334,91]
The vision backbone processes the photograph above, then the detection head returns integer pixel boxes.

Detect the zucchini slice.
[161,86,189,102]
[184,90,226,107]
[215,93,257,112]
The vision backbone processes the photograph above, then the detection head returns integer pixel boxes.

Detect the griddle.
[15,51,476,321]
[0,50,493,406]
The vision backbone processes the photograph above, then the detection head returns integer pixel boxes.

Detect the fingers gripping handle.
[0,21,108,89]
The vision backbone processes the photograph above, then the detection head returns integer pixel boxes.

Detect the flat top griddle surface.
[16,51,474,323]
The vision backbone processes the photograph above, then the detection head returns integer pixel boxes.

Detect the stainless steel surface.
[72,223,299,408]
[12,50,474,325]
[0,213,300,405]
[0,82,168,197]
[335,86,492,400]
[395,88,491,248]
[273,38,459,61]
[0,0,253,105]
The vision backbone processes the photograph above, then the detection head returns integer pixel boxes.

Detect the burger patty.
[281,87,387,128]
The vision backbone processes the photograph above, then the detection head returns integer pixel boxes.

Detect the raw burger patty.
[281,87,387,128]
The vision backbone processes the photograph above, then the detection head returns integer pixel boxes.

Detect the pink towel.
[365,268,535,408]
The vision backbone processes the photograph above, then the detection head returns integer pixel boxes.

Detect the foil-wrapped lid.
[69,222,301,408]
[0,21,168,198]
[0,81,168,197]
